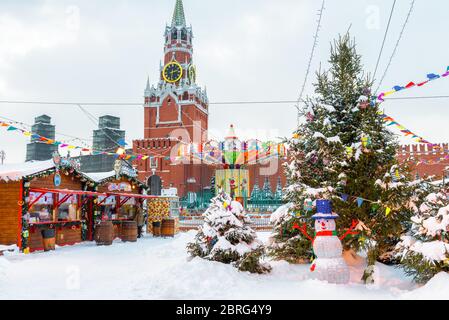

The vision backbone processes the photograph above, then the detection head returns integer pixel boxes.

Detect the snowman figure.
[294,199,357,284]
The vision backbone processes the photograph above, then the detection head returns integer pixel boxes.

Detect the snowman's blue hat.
[311,199,339,219]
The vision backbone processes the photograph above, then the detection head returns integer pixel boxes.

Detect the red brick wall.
[397,143,449,179]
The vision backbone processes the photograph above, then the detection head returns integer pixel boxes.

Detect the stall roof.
[83,171,116,183]
[0,160,55,182]
[82,170,148,190]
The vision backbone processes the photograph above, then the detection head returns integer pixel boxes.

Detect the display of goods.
[148,199,170,221]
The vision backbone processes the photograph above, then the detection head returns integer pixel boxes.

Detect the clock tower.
[143,0,208,143]
[134,0,212,196]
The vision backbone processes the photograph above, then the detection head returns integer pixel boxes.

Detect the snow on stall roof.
[82,171,115,182]
[0,160,55,182]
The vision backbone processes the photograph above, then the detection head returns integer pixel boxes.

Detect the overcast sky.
[0,0,448,163]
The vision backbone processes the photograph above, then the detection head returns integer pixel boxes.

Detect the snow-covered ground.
[0,231,448,300]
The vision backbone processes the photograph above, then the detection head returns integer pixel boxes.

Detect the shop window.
[118,197,137,219]
[27,192,54,223]
[97,195,116,221]
[57,195,79,221]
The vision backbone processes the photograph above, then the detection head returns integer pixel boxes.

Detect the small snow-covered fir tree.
[396,189,449,283]
[269,33,416,282]
[187,192,271,274]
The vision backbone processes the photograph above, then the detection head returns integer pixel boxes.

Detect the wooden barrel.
[152,221,161,237]
[94,221,114,246]
[161,218,175,237]
[120,221,138,242]
[42,228,56,252]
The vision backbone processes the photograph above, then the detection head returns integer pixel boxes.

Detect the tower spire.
[172,0,186,27]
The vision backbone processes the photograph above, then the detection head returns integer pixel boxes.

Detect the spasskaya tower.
[133,0,212,196]
[143,0,208,142]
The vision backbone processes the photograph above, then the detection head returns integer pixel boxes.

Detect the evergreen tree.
[187,192,271,274]
[395,188,449,283]
[269,33,415,282]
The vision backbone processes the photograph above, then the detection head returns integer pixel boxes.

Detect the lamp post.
[0,150,5,165]
[443,166,449,189]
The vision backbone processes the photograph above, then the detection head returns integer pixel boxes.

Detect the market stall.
[91,162,150,242]
[0,154,99,253]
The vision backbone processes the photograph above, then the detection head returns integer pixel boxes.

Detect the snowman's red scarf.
[292,219,359,242]
[315,230,338,237]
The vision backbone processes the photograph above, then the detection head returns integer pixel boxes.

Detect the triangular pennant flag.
[357,198,364,207]
[341,194,349,202]
[393,86,405,92]
[405,82,415,88]
[7,126,18,131]
[417,80,429,87]
[59,144,68,148]
[31,134,40,139]
[385,207,391,216]
[0,122,9,127]
[427,73,440,80]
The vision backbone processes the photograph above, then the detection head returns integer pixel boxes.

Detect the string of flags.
[0,119,287,166]
[298,192,393,217]
[336,192,391,216]
[375,66,449,102]
[0,120,156,160]
[378,113,449,156]
[372,65,449,150]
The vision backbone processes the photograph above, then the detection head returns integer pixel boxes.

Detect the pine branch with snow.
[396,190,449,283]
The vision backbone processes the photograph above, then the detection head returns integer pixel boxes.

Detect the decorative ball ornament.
[306,112,314,122]
[304,199,313,212]
[361,135,371,148]
[345,147,353,159]
[358,100,370,110]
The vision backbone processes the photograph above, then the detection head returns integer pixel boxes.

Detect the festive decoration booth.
[92,169,149,241]
[0,155,99,253]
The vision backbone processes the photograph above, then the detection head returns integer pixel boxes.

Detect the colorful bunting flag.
[375,65,448,103]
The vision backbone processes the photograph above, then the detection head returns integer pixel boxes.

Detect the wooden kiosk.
[94,171,148,241]
[0,154,99,253]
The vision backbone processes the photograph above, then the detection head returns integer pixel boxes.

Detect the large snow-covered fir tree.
[395,188,449,283]
[187,192,271,274]
[268,33,416,282]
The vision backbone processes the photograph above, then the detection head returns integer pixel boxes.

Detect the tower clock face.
[188,64,196,84]
[163,61,183,83]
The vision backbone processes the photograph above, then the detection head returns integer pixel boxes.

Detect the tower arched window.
[171,29,177,40]
[181,29,187,41]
